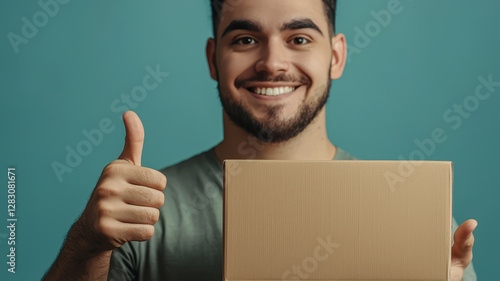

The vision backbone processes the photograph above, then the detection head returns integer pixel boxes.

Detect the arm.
[43,219,112,280]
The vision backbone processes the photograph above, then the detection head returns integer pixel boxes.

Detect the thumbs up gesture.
[76,111,167,251]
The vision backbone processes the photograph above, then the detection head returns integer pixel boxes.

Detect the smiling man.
[43,1,477,280]
[212,0,342,159]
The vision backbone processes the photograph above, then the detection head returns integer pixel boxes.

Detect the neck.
[214,106,337,165]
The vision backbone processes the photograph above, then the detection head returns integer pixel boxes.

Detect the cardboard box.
[223,160,453,281]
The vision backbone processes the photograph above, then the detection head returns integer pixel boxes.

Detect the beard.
[217,71,331,144]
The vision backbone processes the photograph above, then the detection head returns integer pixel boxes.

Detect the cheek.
[292,52,331,85]
[219,50,257,86]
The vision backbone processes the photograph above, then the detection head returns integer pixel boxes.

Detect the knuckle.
[102,163,121,177]
[95,185,118,200]
[96,219,111,237]
[96,202,112,218]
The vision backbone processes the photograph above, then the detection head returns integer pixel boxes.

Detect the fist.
[77,111,167,251]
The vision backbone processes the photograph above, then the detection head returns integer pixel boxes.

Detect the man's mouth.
[247,86,298,96]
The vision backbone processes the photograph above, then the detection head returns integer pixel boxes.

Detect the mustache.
[235,73,310,88]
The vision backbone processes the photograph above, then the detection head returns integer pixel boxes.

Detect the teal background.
[1,0,499,279]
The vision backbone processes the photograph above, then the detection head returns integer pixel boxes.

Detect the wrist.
[68,216,107,255]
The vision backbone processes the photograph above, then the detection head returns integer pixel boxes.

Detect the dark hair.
[210,0,337,38]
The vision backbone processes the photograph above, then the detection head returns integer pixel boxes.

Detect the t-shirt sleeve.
[107,242,138,281]
[452,217,478,281]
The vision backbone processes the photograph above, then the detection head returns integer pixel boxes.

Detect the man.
[44,0,478,280]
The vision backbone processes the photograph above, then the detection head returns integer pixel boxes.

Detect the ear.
[329,33,347,80]
[206,38,218,81]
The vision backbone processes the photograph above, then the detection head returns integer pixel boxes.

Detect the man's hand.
[44,111,167,280]
[450,219,478,281]
[77,110,167,251]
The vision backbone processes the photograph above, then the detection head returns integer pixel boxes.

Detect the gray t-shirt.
[107,146,476,280]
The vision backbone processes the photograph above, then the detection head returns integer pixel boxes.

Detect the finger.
[122,224,155,242]
[118,111,144,166]
[104,219,156,243]
[122,184,165,208]
[112,203,161,225]
[452,219,477,263]
[123,165,167,191]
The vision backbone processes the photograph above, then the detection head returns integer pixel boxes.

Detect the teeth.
[251,87,296,96]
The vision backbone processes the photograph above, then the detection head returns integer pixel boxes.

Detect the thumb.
[118,111,144,166]
[452,219,477,264]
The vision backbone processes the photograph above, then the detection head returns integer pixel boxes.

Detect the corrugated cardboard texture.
[223,160,452,281]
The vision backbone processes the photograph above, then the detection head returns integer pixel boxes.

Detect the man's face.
[207,0,345,143]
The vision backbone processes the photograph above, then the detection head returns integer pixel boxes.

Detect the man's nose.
[255,39,289,74]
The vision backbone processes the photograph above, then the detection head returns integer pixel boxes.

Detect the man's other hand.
[451,219,478,281]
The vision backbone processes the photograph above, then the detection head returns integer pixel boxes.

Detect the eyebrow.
[221,19,261,38]
[221,18,324,38]
[281,18,323,36]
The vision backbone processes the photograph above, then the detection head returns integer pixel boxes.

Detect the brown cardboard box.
[223,160,452,281]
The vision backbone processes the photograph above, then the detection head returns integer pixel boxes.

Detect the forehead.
[218,0,328,32]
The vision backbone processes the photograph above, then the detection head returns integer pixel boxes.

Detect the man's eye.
[233,37,257,45]
[292,37,310,45]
